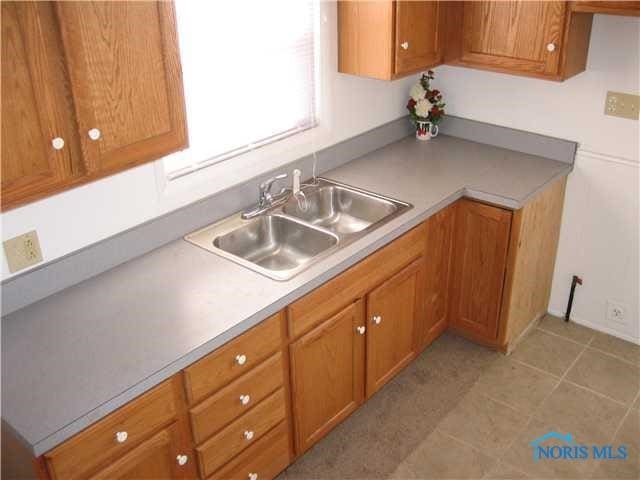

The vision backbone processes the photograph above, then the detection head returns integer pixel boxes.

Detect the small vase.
[415,120,439,141]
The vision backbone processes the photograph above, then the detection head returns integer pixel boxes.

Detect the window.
[165,0,318,179]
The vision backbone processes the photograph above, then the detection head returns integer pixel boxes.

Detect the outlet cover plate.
[605,91,639,120]
[3,230,43,273]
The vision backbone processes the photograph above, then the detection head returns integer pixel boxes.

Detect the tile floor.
[279,315,640,479]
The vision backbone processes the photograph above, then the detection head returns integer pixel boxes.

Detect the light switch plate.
[605,91,639,120]
[3,230,43,273]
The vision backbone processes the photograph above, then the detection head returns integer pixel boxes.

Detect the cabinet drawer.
[45,379,177,480]
[196,389,286,478]
[184,312,284,404]
[288,223,427,338]
[190,353,284,444]
[208,422,290,480]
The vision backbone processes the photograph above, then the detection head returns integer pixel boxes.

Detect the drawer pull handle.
[356,326,366,335]
[243,430,254,441]
[248,473,258,480]
[51,137,65,150]
[235,354,247,366]
[176,454,188,466]
[115,431,128,443]
[372,315,382,325]
[546,42,556,52]
[240,394,251,405]
[400,41,409,50]
[88,128,101,141]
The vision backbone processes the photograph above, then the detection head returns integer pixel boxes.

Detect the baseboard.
[547,308,640,345]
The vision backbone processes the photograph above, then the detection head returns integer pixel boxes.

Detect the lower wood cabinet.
[366,258,424,397]
[448,199,513,344]
[28,183,567,480]
[289,301,365,454]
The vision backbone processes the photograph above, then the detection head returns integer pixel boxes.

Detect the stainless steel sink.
[281,180,403,235]
[185,178,412,281]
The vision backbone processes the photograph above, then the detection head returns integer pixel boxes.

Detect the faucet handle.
[260,173,288,194]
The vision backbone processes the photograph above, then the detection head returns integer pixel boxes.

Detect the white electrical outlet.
[604,91,640,120]
[3,230,43,273]
[606,300,627,325]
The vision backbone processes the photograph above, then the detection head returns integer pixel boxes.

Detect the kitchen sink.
[185,178,411,280]
[281,180,403,235]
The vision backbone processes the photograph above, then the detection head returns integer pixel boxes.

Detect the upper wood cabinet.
[0,1,187,211]
[571,1,640,16]
[448,199,513,344]
[338,1,444,80]
[445,1,593,80]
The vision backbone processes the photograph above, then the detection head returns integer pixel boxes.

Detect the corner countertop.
[1,134,572,456]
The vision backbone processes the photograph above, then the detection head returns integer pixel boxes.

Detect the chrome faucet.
[242,173,289,219]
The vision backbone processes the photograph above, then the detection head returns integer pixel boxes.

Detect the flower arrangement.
[406,70,445,140]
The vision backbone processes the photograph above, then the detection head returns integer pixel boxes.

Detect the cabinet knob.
[243,430,255,441]
[372,315,382,325]
[88,128,101,140]
[248,473,258,480]
[546,42,556,52]
[235,354,247,365]
[176,454,188,466]
[356,325,366,335]
[115,431,128,443]
[51,137,65,150]
[240,394,251,406]
[401,41,409,50]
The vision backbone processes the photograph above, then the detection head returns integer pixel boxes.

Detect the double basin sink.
[185,178,412,280]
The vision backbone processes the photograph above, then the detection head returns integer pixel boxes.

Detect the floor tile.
[566,348,640,406]
[438,390,529,457]
[511,328,584,376]
[472,357,559,412]
[388,429,496,479]
[590,410,640,479]
[503,417,593,479]
[538,315,596,345]
[535,381,628,444]
[483,461,530,479]
[590,331,640,365]
[632,394,640,410]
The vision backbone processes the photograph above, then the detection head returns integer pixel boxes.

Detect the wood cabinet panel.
[289,301,365,454]
[461,1,567,76]
[184,312,283,405]
[55,1,187,175]
[1,2,83,210]
[366,259,424,397]
[88,424,184,480]
[196,389,286,479]
[44,379,177,480]
[208,422,291,480]
[395,1,444,76]
[449,200,512,344]
[288,223,427,339]
[421,204,456,349]
[189,353,284,444]
[571,1,640,16]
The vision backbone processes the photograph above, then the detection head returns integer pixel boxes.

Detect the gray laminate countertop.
[1,134,572,456]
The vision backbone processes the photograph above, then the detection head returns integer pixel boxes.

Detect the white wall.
[0,1,416,281]
[434,14,640,343]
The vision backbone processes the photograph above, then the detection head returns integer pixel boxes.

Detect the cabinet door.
[289,301,365,454]
[366,259,424,397]
[55,1,187,176]
[449,200,512,344]
[421,205,455,349]
[1,2,83,211]
[88,424,190,480]
[395,1,443,75]
[461,1,566,77]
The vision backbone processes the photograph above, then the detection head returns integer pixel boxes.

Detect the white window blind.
[166,0,317,179]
